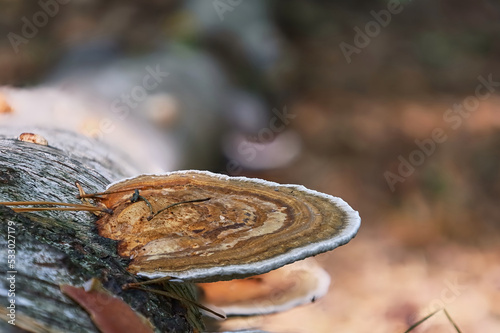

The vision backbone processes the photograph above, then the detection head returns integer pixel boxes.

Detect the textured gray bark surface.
[0,132,200,333]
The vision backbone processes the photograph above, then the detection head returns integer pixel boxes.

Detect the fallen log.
[0,130,202,333]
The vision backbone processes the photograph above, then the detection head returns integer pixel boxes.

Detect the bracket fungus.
[18,132,48,145]
[198,258,331,316]
[91,170,360,282]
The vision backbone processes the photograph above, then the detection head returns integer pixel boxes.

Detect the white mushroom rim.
[105,170,361,281]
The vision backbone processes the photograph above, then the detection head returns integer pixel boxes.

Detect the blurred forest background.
[1,0,499,332]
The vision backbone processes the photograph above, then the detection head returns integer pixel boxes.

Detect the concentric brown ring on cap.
[96,170,360,282]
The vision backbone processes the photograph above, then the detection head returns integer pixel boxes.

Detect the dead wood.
[0,131,202,333]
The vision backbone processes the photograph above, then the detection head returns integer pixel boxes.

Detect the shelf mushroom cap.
[96,170,361,282]
[198,257,331,316]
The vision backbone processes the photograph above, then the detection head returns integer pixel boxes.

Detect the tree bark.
[0,131,201,333]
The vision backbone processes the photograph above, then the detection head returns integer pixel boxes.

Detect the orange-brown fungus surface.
[198,258,331,315]
[18,132,48,145]
[0,93,12,114]
[96,171,360,281]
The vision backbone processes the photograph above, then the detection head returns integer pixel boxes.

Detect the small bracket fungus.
[94,170,360,282]
[0,93,12,114]
[18,132,48,145]
[198,258,331,316]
